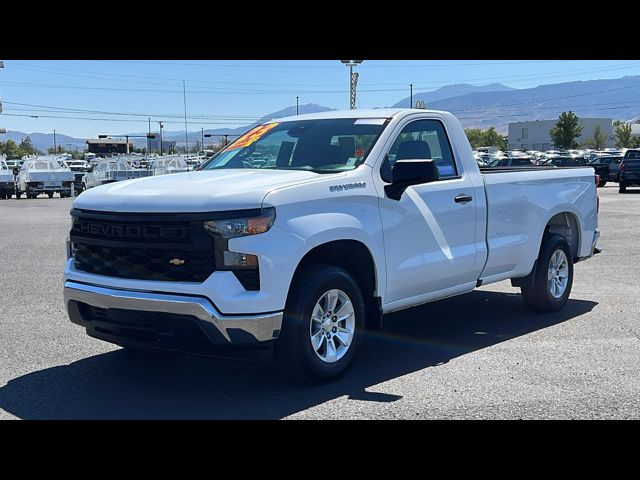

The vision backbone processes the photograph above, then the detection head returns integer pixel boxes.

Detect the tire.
[275,264,366,383]
[47,192,54,198]
[521,233,573,313]
[619,182,627,193]
[597,180,606,188]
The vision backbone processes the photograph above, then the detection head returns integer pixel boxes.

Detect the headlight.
[204,207,276,239]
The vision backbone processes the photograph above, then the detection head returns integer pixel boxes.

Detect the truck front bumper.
[64,281,283,353]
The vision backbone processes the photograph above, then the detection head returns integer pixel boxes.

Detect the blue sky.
[2,60,640,138]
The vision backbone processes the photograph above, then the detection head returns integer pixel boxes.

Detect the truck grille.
[70,209,216,282]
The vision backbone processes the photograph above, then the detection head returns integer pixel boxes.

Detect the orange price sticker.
[225,123,280,151]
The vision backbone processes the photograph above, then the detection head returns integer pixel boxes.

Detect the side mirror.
[384,159,439,200]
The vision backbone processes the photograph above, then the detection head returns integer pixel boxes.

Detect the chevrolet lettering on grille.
[78,221,185,240]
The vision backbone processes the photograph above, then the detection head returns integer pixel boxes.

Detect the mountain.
[160,103,334,147]
[1,131,86,152]
[6,76,640,148]
[424,75,640,132]
[392,83,514,108]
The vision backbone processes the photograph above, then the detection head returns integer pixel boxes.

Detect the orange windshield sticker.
[225,123,279,151]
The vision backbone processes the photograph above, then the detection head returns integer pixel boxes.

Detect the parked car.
[589,156,623,186]
[65,160,92,194]
[83,158,153,190]
[15,156,75,199]
[619,149,640,193]
[64,108,600,383]
[0,159,15,199]
[488,156,534,167]
[149,156,189,175]
[542,155,589,167]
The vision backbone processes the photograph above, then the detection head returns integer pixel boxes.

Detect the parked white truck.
[82,157,153,190]
[0,157,15,199]
[16,156,75,199]
[63,109,600,382]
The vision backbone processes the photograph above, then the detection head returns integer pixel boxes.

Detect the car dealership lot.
[0,188,638,419]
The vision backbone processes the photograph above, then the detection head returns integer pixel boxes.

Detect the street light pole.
[148,117,151,154]
[296,96,299,115]
[159,121,164,156]
[201,127,204,153]
[53,129,57,153]
[410,84,413,108]
[340,60,364,110]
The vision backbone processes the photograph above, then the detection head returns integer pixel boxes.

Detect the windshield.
[27,161,55,170]
[202,118,388,173]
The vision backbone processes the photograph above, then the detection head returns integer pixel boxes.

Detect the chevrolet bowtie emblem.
[169,258,185,266]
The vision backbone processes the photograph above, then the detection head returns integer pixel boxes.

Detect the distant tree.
[19,136,37,155]
[465,127,507,150]
[585,125,608,150]
[550,111,582,149]
[614,122,634,148]
[464,128,485,149]
[484,127,507,150]
[0,139,23,158]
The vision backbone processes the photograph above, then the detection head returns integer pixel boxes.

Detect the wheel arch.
[289,239,383,330]
[544,210,581,261]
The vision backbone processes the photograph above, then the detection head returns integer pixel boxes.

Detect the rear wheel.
[47,192,54,198]
[597,179,606,188]
[619,182,627,193]
[275,265,366,383]
[521,233,573,313]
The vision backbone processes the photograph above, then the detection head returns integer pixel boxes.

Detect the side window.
[383,119,458,181]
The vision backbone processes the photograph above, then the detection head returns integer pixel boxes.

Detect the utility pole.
[340,60,364,109]
[147,117,151,154]
[201,127,204,153]
[410,84,413,108]
[159,121,164,156]
[296,96,299,115]
[183,80,189,154]
[125,135,130,154]
[53,129,57,153]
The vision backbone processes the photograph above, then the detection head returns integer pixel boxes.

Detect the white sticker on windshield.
[354,118,387,125]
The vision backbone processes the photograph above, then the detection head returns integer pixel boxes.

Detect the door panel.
[380,177,481,303]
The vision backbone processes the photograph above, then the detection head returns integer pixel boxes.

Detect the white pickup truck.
[82,158,153,190]
[16,156,75,199]
[0,158,15,199]
[63,109,599,383]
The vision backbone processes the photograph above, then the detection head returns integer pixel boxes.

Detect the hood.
[73,169,321,213]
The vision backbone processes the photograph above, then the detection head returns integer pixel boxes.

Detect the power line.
[100,60,576,68]
[8,61,640,90]
[0,112,252,126]
[2,101,263,120]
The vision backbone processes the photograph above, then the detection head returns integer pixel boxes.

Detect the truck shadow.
[0,290,597,419]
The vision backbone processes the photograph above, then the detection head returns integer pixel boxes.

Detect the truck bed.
[478,165,597,284]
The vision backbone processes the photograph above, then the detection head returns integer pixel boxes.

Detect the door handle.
[454,194,473,204]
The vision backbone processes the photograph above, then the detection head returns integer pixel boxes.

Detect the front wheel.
[521,233,573,313]
[275,265,366,383]
[597,180,607,188]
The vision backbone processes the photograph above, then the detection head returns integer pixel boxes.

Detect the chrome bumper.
[63,281,282,344]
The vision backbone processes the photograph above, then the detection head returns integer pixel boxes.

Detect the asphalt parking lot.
[0,187,638,419]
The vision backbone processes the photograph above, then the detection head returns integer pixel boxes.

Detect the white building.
[508,118,615,151]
